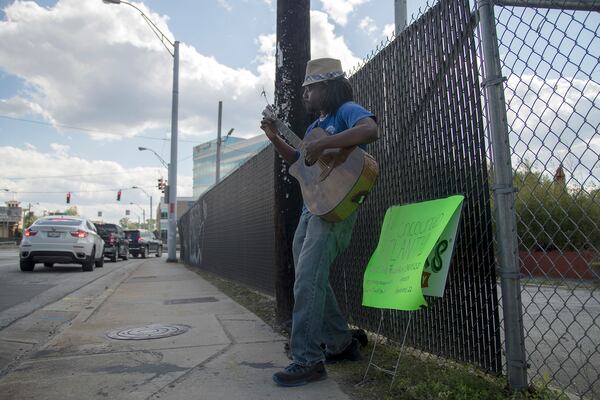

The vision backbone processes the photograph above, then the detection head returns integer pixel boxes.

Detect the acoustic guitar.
[262,105,379,222]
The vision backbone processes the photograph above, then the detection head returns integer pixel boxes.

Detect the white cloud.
[50,143,70,156]
[319,0,369,26]
[310,11,362,72]
[0,0,363,145]
[358,16,377,35]
[0,96,50,120]
[505,74,600,186]
[254,33,276,93]
[253,12,361,85]
[0,0,273,142]
[217,0,232,12]
[0,144,189,223]
[382,23,395,39]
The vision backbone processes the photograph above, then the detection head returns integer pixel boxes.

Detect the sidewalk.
[0,258,351,400]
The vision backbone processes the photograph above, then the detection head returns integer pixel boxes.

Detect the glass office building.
[193,134,270,198]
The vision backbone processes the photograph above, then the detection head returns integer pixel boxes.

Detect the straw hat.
[302,58,345,87]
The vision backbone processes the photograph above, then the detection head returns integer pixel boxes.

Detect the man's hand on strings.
[304,139,325,166]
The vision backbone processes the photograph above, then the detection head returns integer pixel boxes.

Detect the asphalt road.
[518,284,600,399]
[0,247,142,330]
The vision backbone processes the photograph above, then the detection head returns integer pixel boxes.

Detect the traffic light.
[66,192,71,204]
[157,178,167,193]
[117,190,122,201]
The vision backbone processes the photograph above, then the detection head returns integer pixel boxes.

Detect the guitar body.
[289,128,379,222]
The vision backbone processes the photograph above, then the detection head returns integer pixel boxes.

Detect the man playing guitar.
[260,57,378,387]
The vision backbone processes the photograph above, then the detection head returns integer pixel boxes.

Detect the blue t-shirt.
[305,101,375,150]
[296,101,375,214]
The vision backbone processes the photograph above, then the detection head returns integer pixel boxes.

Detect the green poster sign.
[362,195,464,310]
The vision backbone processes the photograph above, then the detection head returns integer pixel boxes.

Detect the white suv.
[19,216,105,272]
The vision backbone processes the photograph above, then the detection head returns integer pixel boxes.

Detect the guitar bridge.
[319,164,333,181]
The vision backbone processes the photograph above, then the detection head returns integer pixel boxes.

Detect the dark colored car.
[124,229,163,258]
[94,223,129,262]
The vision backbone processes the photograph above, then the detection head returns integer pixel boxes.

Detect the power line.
[0,185,155,196]
[2,160,193,180]
[4,169,167,180]
[5,172,129,180]
[0,186,158,195]
[0,114,203,143]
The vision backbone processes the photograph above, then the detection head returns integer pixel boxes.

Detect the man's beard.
[304,100,319,114]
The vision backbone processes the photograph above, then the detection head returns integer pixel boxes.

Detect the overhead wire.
[0,114,203,143]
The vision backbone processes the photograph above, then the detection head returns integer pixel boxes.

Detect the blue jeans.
[290,210,358,366]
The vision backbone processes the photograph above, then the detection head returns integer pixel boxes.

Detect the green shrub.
[512,166,600,251]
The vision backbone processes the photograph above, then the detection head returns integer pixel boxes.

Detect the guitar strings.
[261,88,329,171]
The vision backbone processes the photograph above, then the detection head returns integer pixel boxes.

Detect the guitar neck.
[274,119,303,149]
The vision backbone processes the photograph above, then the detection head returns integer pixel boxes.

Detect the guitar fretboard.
[274,119,303,150]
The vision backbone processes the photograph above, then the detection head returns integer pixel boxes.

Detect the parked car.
[94,223,129,262]
[124,229,163,258]
[19,216,105,272]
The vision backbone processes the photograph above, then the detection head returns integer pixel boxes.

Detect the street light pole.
[138,147,169,169]
[167,40,179,262]
[129,202,145,228]
[216,101,222,183]
[103,0,179,262]
[132,186,153,231]
[23,202,39,229]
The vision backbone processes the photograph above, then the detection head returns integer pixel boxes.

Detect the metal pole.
[25,203,32,229]
[150,195,153,231]
[394,0,407,34]
[167,41,179,262]
[477,0,528,390]
[495,0,600,11]
[216,100,222,183]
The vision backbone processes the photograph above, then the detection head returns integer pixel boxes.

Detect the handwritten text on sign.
[362,195,464,310]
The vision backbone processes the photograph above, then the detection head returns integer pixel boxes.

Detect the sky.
[0,1,597,226]
[0,0,429,224]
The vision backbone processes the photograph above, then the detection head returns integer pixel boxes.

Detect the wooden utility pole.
[274,0,310,326]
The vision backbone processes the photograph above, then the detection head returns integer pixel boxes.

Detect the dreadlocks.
[320,77,354,115]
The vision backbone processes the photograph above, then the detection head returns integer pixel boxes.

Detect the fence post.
[476,0,528,390]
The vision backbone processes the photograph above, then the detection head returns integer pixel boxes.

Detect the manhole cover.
[106,324,190,340]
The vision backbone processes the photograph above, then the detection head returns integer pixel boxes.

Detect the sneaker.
[272,362,327,387]
[325,337,362,364]
[351,328,368,348]
[284,330,367,361]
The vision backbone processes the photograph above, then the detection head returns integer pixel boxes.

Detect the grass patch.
[327,343,568,400]
[186,264,568,400]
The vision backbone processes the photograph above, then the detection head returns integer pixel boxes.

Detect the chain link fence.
[179,0,599,397]
[491,1,600,398]
[179,146,276,295]
[338,0,502,374]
